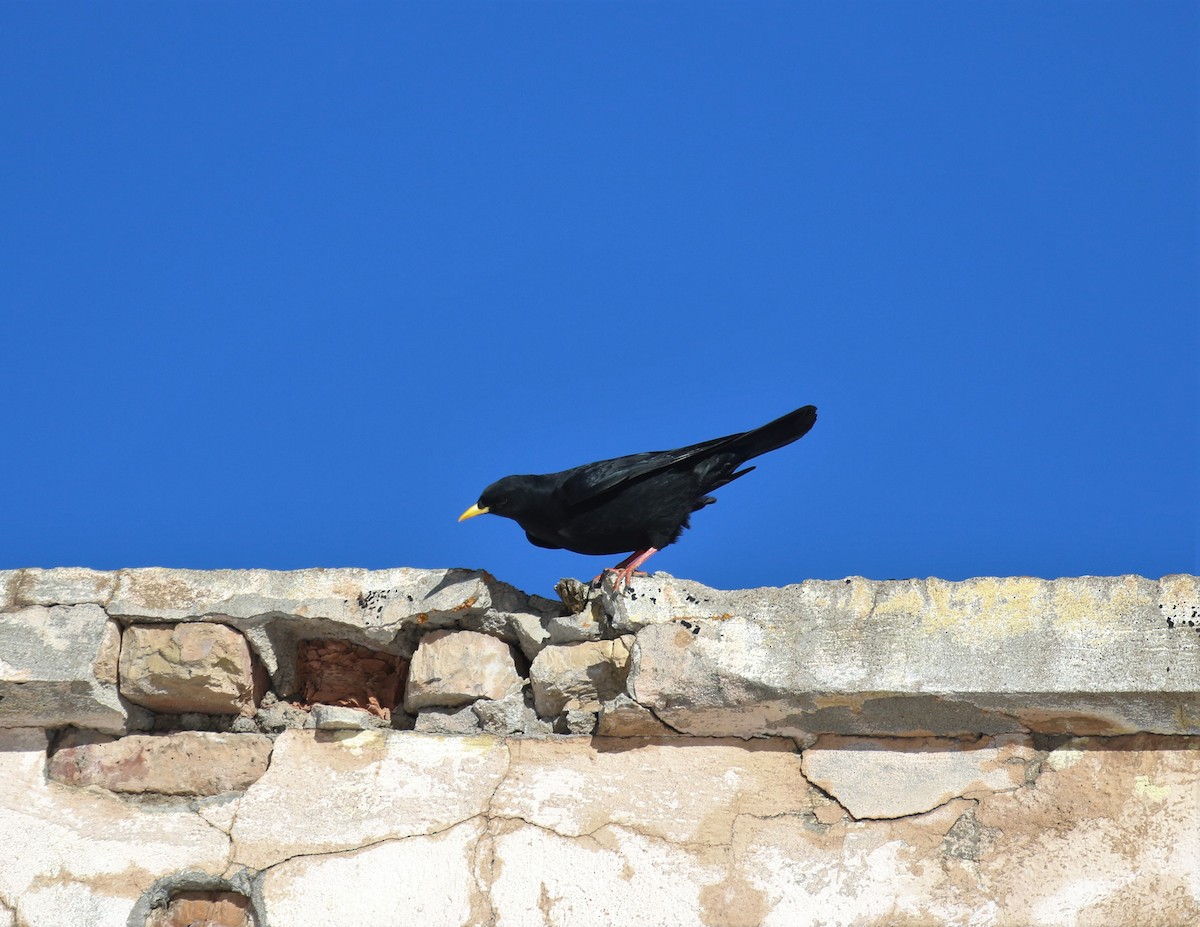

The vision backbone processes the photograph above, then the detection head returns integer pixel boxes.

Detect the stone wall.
[1,567,1197,926]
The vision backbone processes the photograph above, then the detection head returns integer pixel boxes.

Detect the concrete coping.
[1,567,1197,739]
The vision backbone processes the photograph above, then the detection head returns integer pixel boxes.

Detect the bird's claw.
[591,567,650,594]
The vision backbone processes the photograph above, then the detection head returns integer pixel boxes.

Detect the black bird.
[459,404,818,587]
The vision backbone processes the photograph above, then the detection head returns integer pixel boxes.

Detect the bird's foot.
[591,548,660,593]
[592,567,650,593]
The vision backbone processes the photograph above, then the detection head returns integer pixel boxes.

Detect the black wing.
[557,405,817,506]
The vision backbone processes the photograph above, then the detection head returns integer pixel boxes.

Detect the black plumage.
[459,404,818,586]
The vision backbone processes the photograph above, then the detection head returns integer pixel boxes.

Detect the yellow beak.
[458,503,489,522]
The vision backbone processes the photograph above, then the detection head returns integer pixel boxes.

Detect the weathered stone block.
[259,820,484,927]
[11,567,118,608]
[627,574,1200,738]
[310,704,386,731]
[103,566,559,695]
[598,693,679,737]
[0,569,19,611]
[413,704,483,734]
[230,730,509,870]
[0,728,229,923]
[493,736,810,843]
[529,636,634,718]
[800,733,1035,819]
[119,623,256,715]
[47,731,273,795]
[404,629,523,712]
[0,605,128,732]
[472,688,549,736]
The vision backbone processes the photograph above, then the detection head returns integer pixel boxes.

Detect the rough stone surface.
[561,708,598,734]
[801,733,1036,819]
[530,636,634,718]
[0,605,129,732]
[599,572,735,633]
[0,728,229,927]
[627,574,1200,738]
[413,704,483,734]
[11,568,119,608]
[404,629,523,712]
[0,569,18,610]
[598,693,680,737]
[259,820,484,927]
[462,592,574,661]
[493,736,810,843]
[1,723,1197,925]
[967,733,1200,927]
[119,623,257,715]
[230,730,509,870]
[104,567,553,692]
[310,704,386,730]
[47,731,273,795]
[2,568,1198,926]
[472,688,550,736]
[252,691,313,732]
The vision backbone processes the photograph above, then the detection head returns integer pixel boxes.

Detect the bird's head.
[458,475,545,523]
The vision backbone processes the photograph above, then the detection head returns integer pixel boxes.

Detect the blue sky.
[3,2,1196,594]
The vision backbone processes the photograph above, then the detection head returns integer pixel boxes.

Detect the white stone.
[488,821,728,927]
[729,803,970,927]
[601,572,738,633]
[230,730,509,870]
[800,734,1035,819]
[413,705,482,734]
[108,566,500,626]
[472,688,546,736]
[259,820,485,927]
[0,728,229,927]
[311,704,385,730]
[493,737,810,844]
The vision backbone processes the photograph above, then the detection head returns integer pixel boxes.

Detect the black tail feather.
[731,405,817,462]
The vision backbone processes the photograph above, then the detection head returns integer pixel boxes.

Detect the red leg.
[592,547,659,591]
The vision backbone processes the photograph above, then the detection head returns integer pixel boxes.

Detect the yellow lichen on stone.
[1051,576,1154,635]
[1133,774,1170,802]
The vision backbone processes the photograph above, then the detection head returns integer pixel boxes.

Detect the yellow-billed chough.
[459,404,817,587]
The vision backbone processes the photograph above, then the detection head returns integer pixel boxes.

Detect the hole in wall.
[294,638,407,721]
[130,873,261,927]
[145,890,254,927]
